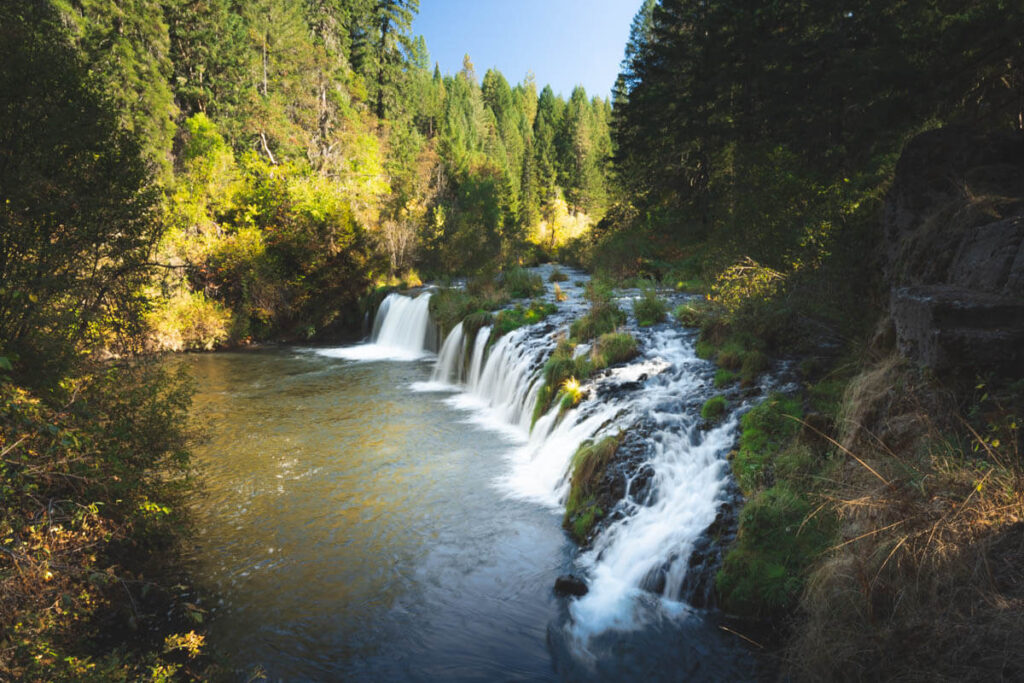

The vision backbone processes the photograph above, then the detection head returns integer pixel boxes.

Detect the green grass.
[715,392,836,618]
[701,395,728,422]
[570,301,626,342]
[714,368,738,388]
[733,394,803,494]
[490,300,557,341]
[674,301,706,327]
[503,267,545,299]
[563,434,624,543]
[716,482,835,618]
[531,332,639,426]
[591,331,638,368]
[428,287,508,337]
[634,285,667,326]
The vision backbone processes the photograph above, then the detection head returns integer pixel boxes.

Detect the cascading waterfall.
[317,292,434,361]
[423,288,749,643]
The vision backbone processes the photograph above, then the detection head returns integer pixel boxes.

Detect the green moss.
[563,434,624,543]
[714,392,836,618]
[634,285,667,326]
[701,395,728,421]
[714,368,738,388]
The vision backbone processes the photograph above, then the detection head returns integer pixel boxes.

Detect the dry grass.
[786,357,1024,681]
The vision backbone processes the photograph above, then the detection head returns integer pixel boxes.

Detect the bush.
[147,290,231,351]
[701,395,728,421]
[548,267,569,283]
[674,301,707,327]
[634,285,667,326]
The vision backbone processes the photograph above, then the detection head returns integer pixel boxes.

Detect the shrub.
[740,349,772,385]
[147,290,231,351]
[710,256,786,314]
[701,395,728,421]
[634,285,667,326]
[674,302,706,327]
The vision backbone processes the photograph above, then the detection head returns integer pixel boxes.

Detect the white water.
[317,292,434,361]
[361,280,745,645]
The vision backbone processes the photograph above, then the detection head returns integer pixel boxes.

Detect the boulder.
[891,285,1024,376]
[883,127,1024,375]
[554,574,589,597]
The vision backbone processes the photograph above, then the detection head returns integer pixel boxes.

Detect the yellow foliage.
[710,256,786,313]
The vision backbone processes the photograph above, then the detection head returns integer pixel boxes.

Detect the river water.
[186,276,761,681]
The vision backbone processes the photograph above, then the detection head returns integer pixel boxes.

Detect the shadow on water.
[185,348,759,681]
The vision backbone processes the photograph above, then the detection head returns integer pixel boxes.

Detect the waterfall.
[317,292,434,362]
[422,295,745,643]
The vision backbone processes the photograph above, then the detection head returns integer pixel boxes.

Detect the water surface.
[186,346,759,681]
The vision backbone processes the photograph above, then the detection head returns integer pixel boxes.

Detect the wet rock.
[554,574,588,597]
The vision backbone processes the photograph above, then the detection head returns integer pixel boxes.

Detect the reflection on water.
[187,349,570,680]
[186,349,759,681]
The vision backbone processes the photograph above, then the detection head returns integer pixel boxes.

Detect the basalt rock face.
[884,127,1024,376]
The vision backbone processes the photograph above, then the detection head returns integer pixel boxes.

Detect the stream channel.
[186,265,761,681]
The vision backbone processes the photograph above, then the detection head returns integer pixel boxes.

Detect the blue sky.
[412,1,641,99]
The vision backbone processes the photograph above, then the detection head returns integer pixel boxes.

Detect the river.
[185,271,761,681]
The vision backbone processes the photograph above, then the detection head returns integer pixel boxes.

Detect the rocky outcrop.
[884,126,1024,376]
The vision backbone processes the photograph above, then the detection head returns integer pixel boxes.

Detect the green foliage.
[715,394,837,618]
[633,285,667,326]
[563,433,624,543]
[701,396,728,422]
[548,267,569,283]
[709,258,786,315]
[147,290,231,351]
[0,3,160,382]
